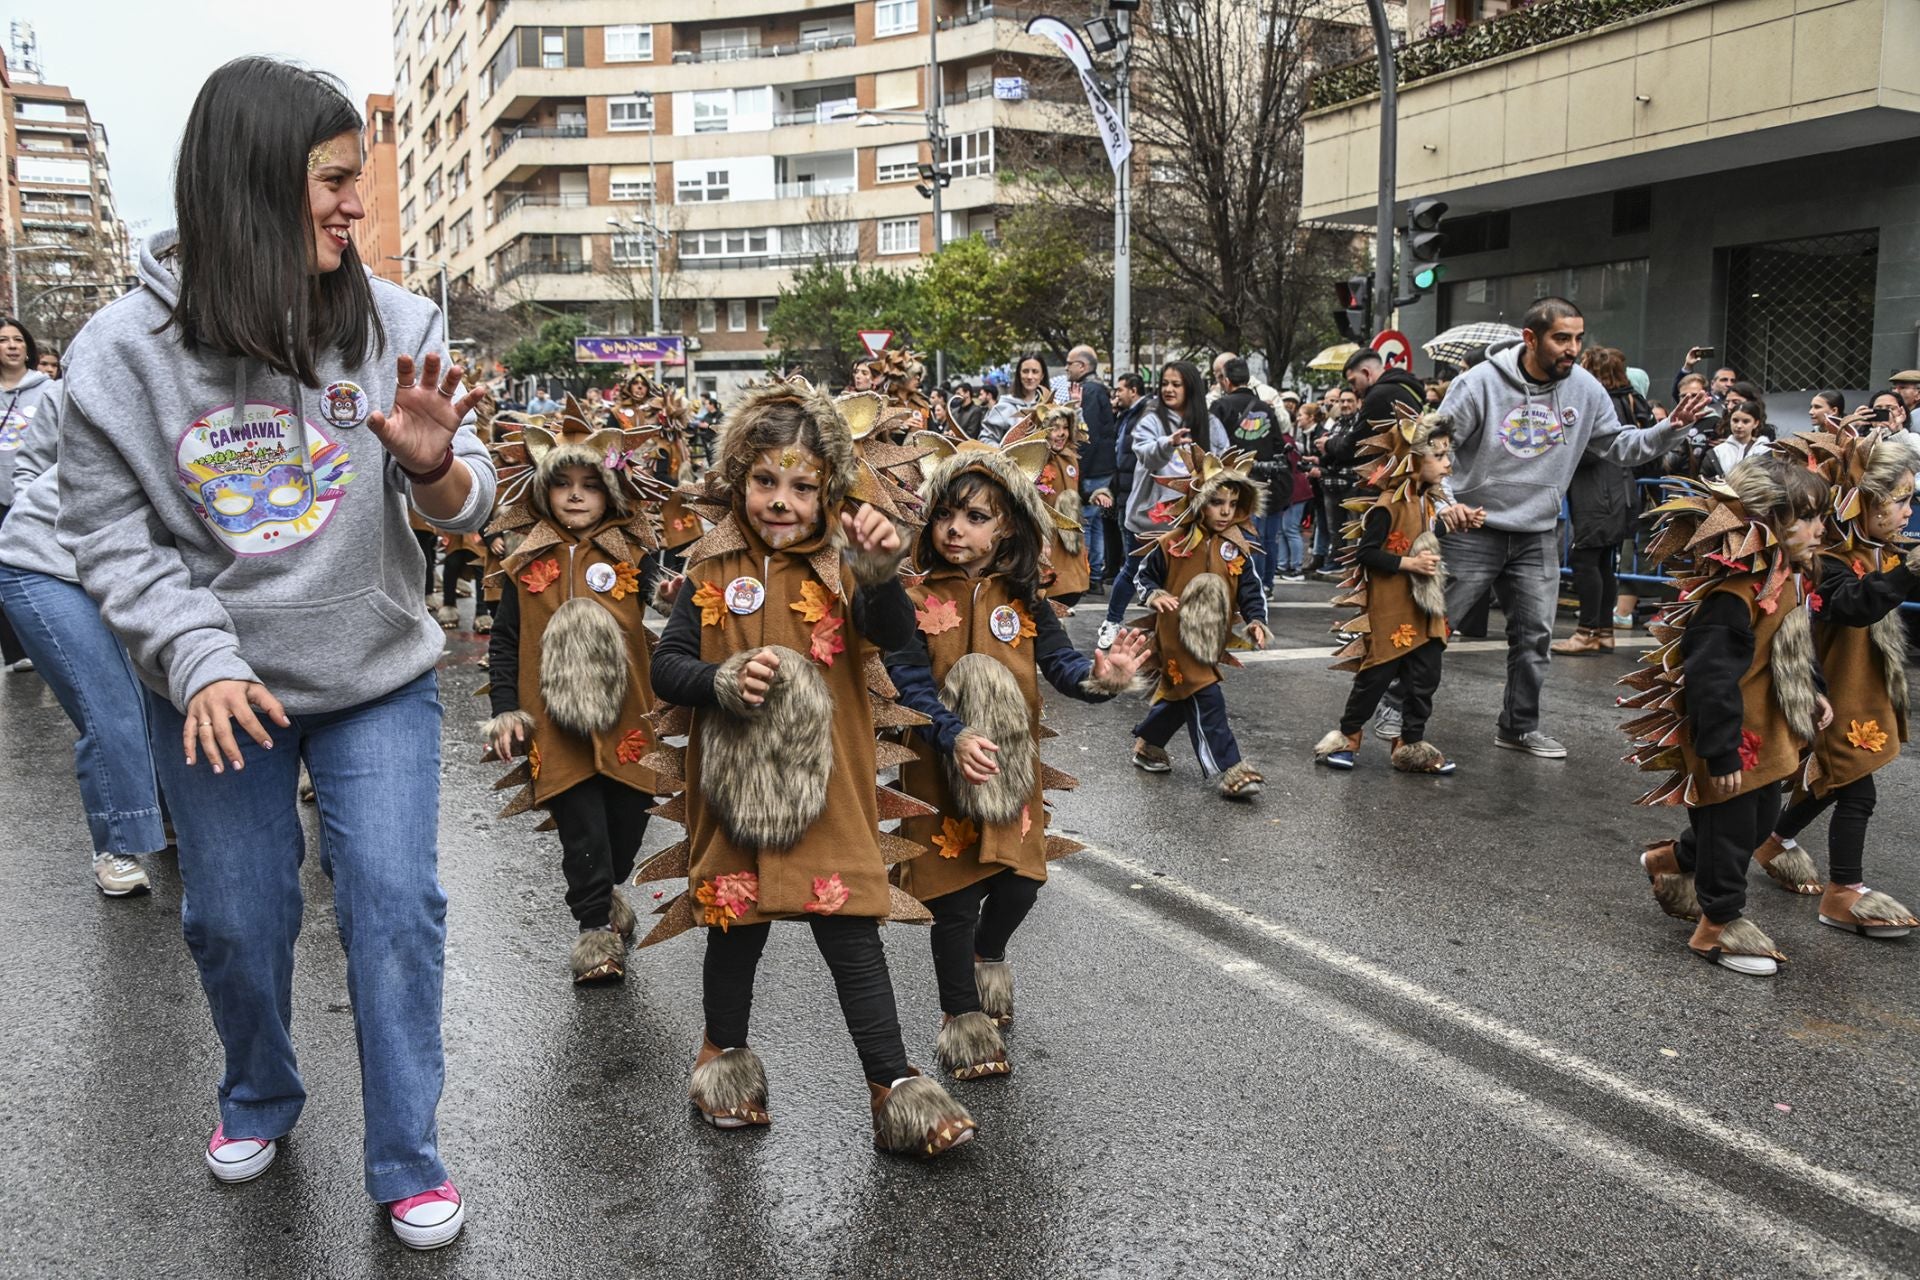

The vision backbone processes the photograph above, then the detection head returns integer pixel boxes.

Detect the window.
[423,117,440,153]
[700,27,759,58]
[17,156,89,186]
[727,300,747,331]
[875,142,919,184]
[679,228,769,257]
[395,60,411,95]
[401,199,418,232]
[676,167,731,203]
[484,39,518,96]
[424,168,443,203]
[611,232,655,265]
[447,99,467,138]
[1441,259,1647,368]
[946,129,993,178]
[733,87,769,117]
[445,35,467,79]
[609,168,656,202]
[798,17,854,47]
[758,298,774,331]
[422,68,438,102]
[399,108,413,141]
[692,91,731,134]
[780,222,855,256]
[400,153,414,186]
[604,24,652,61]
[1725,230,1878,392]
[449,158,469,199]
[608,96,654,131]
[542,31,566,66]
[878,217,920,255]
[875,0,917,37]
[449,212,473,253]
[697,300,717,331]
[427,220,444,254]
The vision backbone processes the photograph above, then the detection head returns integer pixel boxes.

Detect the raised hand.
[1094,627,1151,680]
[367,353,487,474]
[841,504,902,557]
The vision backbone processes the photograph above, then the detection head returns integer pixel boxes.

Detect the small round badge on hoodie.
[585,563,617,594]
[1220,542,1239,561]
[989,604,1020,643]
[320,381,370,429]
[725,576,765,615]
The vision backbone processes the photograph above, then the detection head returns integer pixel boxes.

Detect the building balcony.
[671,33,856,64]
[488,122,588,164]
[494,255,592,285]
[13,115,89,134]
[1302,0,1920,222]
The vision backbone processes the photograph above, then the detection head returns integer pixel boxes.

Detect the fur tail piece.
[540,597,630,735]
[937,1012,1012,1081]
[975,959,1014,1025]
[690,1042,771,1129]
[871,1073,976,1157]
[1390,740,1446,773]
[1178,572,1231,665]
[1313,728,1354,760]
[940,654,1034,825]
[699,644,833,850]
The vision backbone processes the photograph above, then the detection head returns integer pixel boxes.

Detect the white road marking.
[1055,870,1896,1277]
[1065,842,1920,1242]
[1238,636,1658,664]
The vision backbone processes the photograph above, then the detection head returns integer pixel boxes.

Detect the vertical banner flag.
[1025,16,1132,173]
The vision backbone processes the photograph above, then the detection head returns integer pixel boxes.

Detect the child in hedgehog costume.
[1006,400,1093,604]
[1625,455,1835,977]
[887,434,1151,1080]
[640,377,978,1157]
[1749,426,1919,939]
[480,397,672,984]
[1126,446,1271,799]
[1314,409,1458,774]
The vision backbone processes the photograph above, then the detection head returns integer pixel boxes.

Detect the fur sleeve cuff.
[1079,669,1148,699]
[844,530,910,591]
[481,709,534,748]
[1144,590,1176,611]
[713,649,757,717]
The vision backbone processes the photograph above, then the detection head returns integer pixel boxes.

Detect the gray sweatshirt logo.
[178,402,357,552]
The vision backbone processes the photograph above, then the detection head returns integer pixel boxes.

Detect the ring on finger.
[398,379,417,389]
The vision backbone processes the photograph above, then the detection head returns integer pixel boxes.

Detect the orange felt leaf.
[1165,656,1184,686]
[608,562,643,601]
[616,728,648,765]
[810,613,846,665]
[695,871,759,931]
[1391,623,1417,648]
[692,580,726,627]
[520,558,561,594]
[802,873,850,915]
[1005,600,1039,650]
[1847,719,1889,753]
[1020,804,1032,838]
[789,579,835,624]
[916,594,961,637]
[933,816,978,859]
[1384,531,1412,555]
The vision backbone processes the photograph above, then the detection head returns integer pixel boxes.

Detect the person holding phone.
[1673,346,1739,402]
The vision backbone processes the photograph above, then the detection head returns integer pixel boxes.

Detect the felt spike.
[1615,666,1663,691]
[1044,834,1086,861]
[1038,762,1078,792]
[638,893,695,947]
[878,832,926,866]
[1638,772,1689,807]
[639,747,685,784]
[875,785,939,820]
[474,681,492,698]
[872,739,920,770]
[870,696,932,729]
[502,523,565,574]
[1621,710,1675,737]
[886,886,934,924]
[631,839,692,883]
[1035,721,1060,740]
[534,816,558,833]
[491,761,533,791]
[808,546,846,601]
[497,784,540,819]
[681,519,748,569]
[648,704,693,739]
[649,792,688,825]
[1330,635,1367,662]
[865,652,899,698]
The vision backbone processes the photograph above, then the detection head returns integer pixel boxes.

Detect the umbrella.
[1424,322,1520,368]
[1307,342,1360,372]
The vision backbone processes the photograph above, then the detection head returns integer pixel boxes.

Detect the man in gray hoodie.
[1378,297,1709,758]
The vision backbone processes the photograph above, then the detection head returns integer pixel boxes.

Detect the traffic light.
[1400,199,1448,301]
[1334,275,1371,344]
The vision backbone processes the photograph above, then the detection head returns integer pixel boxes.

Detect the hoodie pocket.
[223,584,433,708]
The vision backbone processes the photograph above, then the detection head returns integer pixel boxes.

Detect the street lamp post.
[389,254,450,331]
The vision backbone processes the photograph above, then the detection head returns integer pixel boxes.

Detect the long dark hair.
[0,316,42,374]
[1159,360,1209,441]
[169,58,383,386]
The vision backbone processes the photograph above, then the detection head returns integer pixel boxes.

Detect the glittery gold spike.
[886,885,934,923]
[639,893,695,947]
[650,793,688,825]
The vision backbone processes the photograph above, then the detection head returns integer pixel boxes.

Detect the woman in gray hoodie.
[0,316,55,671]
[54,59,494,1251]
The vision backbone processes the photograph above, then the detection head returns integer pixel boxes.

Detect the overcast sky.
[6,1,394,238]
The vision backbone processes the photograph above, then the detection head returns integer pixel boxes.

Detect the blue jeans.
[147,670,450,1203]
[1104,528,1145,625]
[1276,501,1307,575]
[0,565,166,853]
[1080,476,1114,582]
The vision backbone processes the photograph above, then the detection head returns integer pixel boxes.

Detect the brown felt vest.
[1359,496,1448,671]
[1149,531,1250,702]
[1812,551,1910,794]
[1680,577,1807,800]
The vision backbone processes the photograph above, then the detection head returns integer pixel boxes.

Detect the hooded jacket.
[0,367,55,509]
[54,231,497,714]
[1439,340,1675,534]
[0,380,74,580]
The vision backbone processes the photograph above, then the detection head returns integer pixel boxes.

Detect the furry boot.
[540,597,629,735]
[975,959,1014,1025]
[1640,840,1700,921]
[937,1011,1011,1081]
[1753,835,1821,895]
[869,1069,976,1157]
[433,603,461,629]
[1390,739,1451,774]
[689,1039,771,1129]
[1131,738,1171,773]
[570,927,625,984]
[1688,915,1783,976]
[1177,573,1231,665]
[940,654,1034,824]
[607,887,636,943]
[1218,760,1264,799]
[701,645,833,849]
[1313,728,1360,770]
[1818,884,1919,938]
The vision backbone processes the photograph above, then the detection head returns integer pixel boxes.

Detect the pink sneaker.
[388,1179,464,1250]
[204,1123,277,1183]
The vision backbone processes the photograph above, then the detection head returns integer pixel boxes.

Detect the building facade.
[1302,0,1920,411]
[357,94,407,285]
[383,0,1087,394]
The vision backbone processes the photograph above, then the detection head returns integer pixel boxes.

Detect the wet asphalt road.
[2,580,1918,1279]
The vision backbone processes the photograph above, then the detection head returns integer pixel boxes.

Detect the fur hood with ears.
[917,444,1058,552]
[713,378,859,510]
[529,442,635,525]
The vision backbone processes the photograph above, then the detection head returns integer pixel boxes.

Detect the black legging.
[440,549,493,617]
[1774,773,1874,886]
[702,916,910,1086]
[926,869,1042,1016]
[1677,782,1783,924]
[544,776,652,930]
[1341,641,1443,742]
[414,528,439,596]
[1567,544,1618,629]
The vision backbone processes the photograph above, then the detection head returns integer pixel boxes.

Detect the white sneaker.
[92,853,151,897]
[205,1123,277,1183]
[4,657,32,673]
[389,1180,465,1250]
[1096,621,1120,650]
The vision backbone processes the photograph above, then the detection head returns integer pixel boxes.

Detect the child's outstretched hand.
[955,730,1001,784]
[1705,770,1742,803]
[489,717,526,762]
[739,647,781,707]
[1401,550,1442,576]
[1246,621,1270,650]
[1814,694,1834,732]
[1148,590,1180,614]
[841,504,901,557]
[1094,627,1151,681]
[656,572,686,605]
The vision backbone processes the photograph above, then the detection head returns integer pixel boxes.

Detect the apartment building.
[1302,0,1920,407]
[357,94,407,285]
[384,0,1089,394]
[2,73,132,328]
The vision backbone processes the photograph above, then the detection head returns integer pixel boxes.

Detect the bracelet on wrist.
[401,448,456,485]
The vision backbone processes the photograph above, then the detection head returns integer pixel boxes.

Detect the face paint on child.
[1785,513,1825,567]
[1864,478,1916,543]
[931,492,1008,574]
[1047,422,1072,453]
[1202,488,1241,534]
[745,447,824,548]
[1417,437,1454,486]
[550,464,608,531]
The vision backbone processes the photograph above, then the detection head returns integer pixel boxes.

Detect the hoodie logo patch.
[1498,404,1567,460]
[0,402,33,453]
[177,402,355,555]
[320,381,370,428]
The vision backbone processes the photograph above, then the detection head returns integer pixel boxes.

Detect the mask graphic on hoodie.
[177,402,356,554]
[0,402,34,454]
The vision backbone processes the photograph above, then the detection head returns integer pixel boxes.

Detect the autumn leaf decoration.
[1737,729,1763,771]
[1384,531,1413,556]
[608,562,643,600]
[1847,719,1889,753]
[616,728,648,765]
[1390,623,1417,648]
[692,580,726,626]
[916,593,961,637]
[1148,500,1175,526]
[933,816,979,859]
[789,579,835,624]
[809,614,846,665]
[1165,656,1184,686]
[696,872,759,931]
[1020,804,1033,838]
[1004,600,1038,649]
[520,558,561,594]
[802,873,850,915]
[527,740,542,780]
